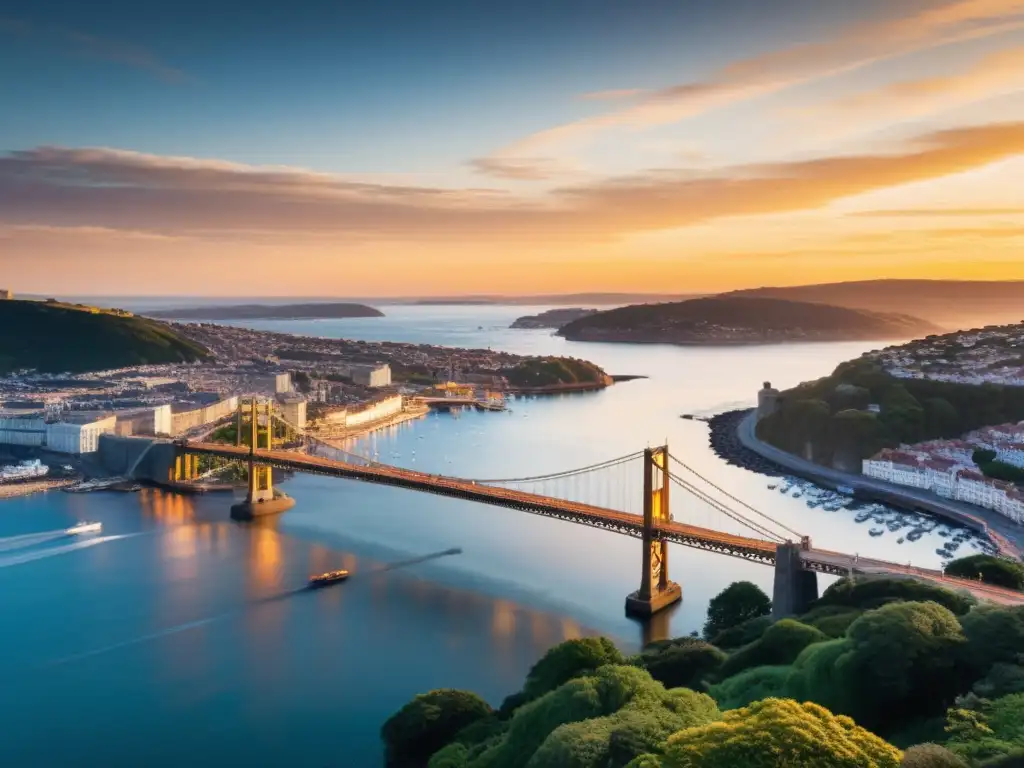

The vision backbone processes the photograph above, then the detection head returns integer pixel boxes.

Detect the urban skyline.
[3,0,1024,296]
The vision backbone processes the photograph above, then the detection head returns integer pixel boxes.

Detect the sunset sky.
[2,0,1024,296]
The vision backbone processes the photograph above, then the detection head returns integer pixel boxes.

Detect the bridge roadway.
[183,441,1024,605]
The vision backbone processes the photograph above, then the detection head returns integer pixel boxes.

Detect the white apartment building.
[45,415,117,454]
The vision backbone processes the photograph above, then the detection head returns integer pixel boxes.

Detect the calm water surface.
[0,306,978,766]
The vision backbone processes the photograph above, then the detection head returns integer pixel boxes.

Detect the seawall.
[98,435,177,483]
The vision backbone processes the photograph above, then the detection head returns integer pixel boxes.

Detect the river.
[0,305,984,767]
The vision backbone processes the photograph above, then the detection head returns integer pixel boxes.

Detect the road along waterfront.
[0,305,1001,766]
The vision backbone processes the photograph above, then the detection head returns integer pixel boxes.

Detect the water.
[0,305,981,766]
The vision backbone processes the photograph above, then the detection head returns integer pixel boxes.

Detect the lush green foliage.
[391,580,1024,768]
[718,619,827,678]
[503,357,608,388]
[632,638,726,691]
[702,581,772,640]
[816,576,975,616]
[756,357,1024,465]
[0,300,208,374]
[382,689,492,767]
[946,556,1024,591]
[662,698,903,767]
[706,615,772,649]
[521,637,624,702]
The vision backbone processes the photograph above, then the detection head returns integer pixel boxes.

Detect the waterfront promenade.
[737,410,1024,560]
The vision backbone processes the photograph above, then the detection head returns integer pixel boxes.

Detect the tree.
[923,398,961,439]
[661,698,902,767]
[946,556,1024,591]
[718,619,828,678]
[633,638,726,691]
[381,689,492,768]
[522,637,624,701]
[703,582,772,640]
[710,665,790,711]
[960,606,1024,675]
[706,615,772,649]
[814,576,975,616]
[900,744,967,767]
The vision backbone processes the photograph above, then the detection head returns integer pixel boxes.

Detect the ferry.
[66,521,102,535]
[308,569,350,588]
[0,459,49,484]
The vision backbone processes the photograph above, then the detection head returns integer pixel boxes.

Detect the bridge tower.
[169,452,200,483]
[230,398,295,520]
[625,446,683,618]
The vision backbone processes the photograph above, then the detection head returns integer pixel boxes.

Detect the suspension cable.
[668,453,804,539]
[465,451,644,485]
[668,471,784,542]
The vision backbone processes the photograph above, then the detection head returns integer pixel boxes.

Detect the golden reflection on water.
[247,522,283,594]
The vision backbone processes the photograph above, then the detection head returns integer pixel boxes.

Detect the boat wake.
[0,530,68,553]
[0,534,140,568]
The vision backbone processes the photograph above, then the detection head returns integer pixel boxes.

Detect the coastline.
[313,403,430,444]
[0,477,77,501]
[708,408,1024,560]
[558,334,910,347]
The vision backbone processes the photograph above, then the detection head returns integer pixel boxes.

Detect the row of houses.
[863,448,1024,524]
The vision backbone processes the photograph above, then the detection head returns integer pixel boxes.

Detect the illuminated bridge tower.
[230,398,295,521]
[625,446,683,618]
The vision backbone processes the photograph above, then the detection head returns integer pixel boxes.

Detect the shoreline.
[0,478,77,501]
[707,408,1024,560]
[311,404,430,444]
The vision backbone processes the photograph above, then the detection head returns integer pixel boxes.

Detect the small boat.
[792,492,803,499]
[66,521,102,535]
[869,528,884,537]
[854,511,873,524]
[897,537,905,544]
[767,484,777,490]
[308,570,350,588]
[836,485,855,496]
[907,529,925,542]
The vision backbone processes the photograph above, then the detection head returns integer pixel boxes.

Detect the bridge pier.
[625,446,682,619]
[228,399,294,521]
[772,541,819,620]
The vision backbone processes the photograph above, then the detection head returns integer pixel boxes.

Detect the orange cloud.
[4,122,1024,241]
[473,0,1024,178]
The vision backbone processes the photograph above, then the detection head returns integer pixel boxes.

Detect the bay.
[0,305,971,767]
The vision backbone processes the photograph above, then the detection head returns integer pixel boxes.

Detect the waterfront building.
[278,394,307,429]
[46,414,117,454]
[0,416,47,447]
[0,289,12,300]
[756,382,780,421]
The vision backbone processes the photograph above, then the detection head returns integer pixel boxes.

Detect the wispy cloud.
[4,122,1024,241]
[848,207,1024,217]
[577,89,646,101]
[0,16,185,83]
[472,0,1024,179]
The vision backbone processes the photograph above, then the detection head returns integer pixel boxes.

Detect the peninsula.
[510,307,598,329]
[557,296,937,345]
[0,299,209,374]
[147,303,384,320]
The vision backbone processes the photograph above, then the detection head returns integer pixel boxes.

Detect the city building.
[116,404,173,436]
[45,414,117,454]
[0,289,12,300]
[278,394,307,430]
[0,416,47,447]
[349,364,391,388]
[275,372,292,394]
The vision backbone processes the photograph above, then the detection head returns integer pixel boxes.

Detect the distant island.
[510,308,599,329]
[557,296,938,345]
[146,303,384,320]
[0,300,209,374]
[727,279,1024,330]
[502,357,611,391]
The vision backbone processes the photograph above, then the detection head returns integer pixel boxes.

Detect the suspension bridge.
[168,398,1024,618]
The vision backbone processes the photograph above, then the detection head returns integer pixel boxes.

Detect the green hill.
[0,300,209,374]
[558,296,937,344]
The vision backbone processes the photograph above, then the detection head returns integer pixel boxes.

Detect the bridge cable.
[668,453,804,539]
[464,451,644,485]
[667,470,785,542]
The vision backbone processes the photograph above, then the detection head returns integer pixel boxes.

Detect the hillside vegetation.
[503,357,610,389]
[558,297,936,345]
[381,576,1024,768]
[728,280,1024,329]
[756,357,1024,470]
[0,300,209,374]
[147,302,384,320]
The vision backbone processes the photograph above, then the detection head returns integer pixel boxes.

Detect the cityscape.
[3,1,1024,766]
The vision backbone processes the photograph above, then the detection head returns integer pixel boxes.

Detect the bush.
[526,715,618,768]
[522,638,624,701]
[800,605,864,638]
[974,664,1024,699]
[634,638,726,690]
[946,694,1024,764]
[427,743,469,768]
[901,743,967,767]
[961,606,1024,675]
[718,619,828,678]
[710,665,790,710]
[946,556,1024,591]
[381,689,492,768]
[662,698,902,767]
[707,615,772,649]
[815,577,975,616]
[703,582,772,640]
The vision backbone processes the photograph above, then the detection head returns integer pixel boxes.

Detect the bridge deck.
[184,442,1024,604]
